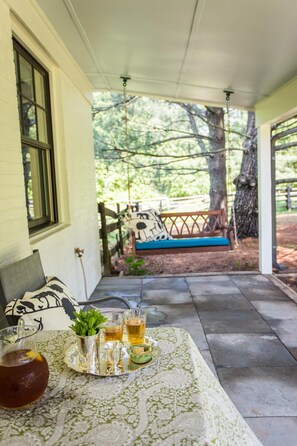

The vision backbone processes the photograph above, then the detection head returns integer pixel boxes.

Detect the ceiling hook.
[223,89,234,101]
[120,76,131,87]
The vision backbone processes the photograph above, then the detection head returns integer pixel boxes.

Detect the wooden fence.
[275,180,297,211]
[284,185,297,210]
[98,202,129,275]
[98,195,237,275]
[98,186,297,274]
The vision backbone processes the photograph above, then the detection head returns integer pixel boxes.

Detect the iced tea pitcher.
[0,325,49,409]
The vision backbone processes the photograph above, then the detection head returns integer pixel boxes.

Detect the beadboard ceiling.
[36,0,297,109]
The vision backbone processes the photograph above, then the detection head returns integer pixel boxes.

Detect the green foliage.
[93,92,297,207]
[92,92,236,202]
[69,309,107,336]
[232,260,255,271]
[276,202,288,214]
[125,256,148,275]
[272,116,297,183]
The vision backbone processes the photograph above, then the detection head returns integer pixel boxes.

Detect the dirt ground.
[113,213,297,292]
[274,213,297,293]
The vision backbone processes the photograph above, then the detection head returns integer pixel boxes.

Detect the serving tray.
[64,336,160,377]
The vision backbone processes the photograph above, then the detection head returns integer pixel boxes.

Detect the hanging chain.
[223,90,238,247]
[225,96,231,151]
[226,96,231,214]
[224,90,232,185]
[224,90,238,247]
[122,77,131,205]
[232,205,239,248]
[222,90,232,223]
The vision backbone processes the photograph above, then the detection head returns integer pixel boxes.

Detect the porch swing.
[123,86,235,256]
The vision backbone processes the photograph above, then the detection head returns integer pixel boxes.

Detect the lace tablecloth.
[0,327,262,446]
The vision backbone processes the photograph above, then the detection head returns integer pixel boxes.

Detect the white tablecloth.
[0,327,262,445]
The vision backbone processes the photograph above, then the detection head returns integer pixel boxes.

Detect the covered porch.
[1,2,297,444]
[1,0,297,291]
[32,0,297,276]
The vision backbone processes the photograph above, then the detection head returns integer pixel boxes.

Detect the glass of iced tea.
[0,325,49,409]
[103,312,124,342]
[124,309,146,345]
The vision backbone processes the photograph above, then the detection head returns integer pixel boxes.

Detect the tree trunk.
[232,111,258,238]
[205,107,227,211]
[180,104,227,212]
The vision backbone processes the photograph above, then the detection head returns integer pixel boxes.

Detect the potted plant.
[70,309,107,336]
[70,309,107,372]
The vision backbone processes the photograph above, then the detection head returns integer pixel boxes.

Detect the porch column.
[258,123,272,274]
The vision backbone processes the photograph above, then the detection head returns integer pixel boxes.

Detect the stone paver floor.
[90,273,297,446]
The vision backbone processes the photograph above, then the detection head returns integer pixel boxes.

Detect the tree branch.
[274,141,297,151]
[177,102,207,120]
[102,145,245,159]
[131,119,210,139]
[134,134,210,150]
[110,146,204,159]
[182,104,207,153]
[124,157,208,168]
[92,96,136,117]
[179,103,249,139]
[271,126,297,145]
[272,117,297,131]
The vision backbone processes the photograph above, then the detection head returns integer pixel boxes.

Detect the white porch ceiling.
[35,0,297,109]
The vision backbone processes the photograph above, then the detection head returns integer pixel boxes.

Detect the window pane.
[22,145,49,222]
[22,101,37,139]
[34,70,45,107]
[19,55,34,100]
[14,38,57,233]
[36,107,48,143]
[13,49,18,77]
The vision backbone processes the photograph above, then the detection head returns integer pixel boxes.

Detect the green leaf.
[89,316,96,328]
[69,309,108,336]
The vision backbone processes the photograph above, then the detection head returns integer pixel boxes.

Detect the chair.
[0,250,132,329]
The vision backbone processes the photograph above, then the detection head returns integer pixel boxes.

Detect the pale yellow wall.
[256,76,297,127]
[0,0,31,264]
[0,0,102,299]
[30,72,101,300]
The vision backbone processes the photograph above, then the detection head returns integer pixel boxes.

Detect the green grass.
[275,201,297,214]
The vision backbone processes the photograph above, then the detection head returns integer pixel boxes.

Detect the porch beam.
[258,123,272,274]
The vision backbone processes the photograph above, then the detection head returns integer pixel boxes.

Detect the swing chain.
[232,205,239,248]
[121,76,131,204]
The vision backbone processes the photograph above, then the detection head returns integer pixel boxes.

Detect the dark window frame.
[13,38,58,233]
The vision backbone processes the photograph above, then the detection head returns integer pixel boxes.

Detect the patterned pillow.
[124,209,172,242]
[5,277,79,331]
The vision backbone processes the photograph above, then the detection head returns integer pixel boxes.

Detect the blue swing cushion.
[136,236,230,250]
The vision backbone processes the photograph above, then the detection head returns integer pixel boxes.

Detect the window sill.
[30,223,70,244]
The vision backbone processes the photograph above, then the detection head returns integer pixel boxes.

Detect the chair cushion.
[136,237,230,250]
[4,277,79,331]
[124,209,172,242]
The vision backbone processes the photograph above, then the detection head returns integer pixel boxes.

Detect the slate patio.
[90,273,297,446]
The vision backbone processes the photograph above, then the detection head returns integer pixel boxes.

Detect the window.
[13,39,57,233]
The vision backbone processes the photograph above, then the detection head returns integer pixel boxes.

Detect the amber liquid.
[126,318,145,344]
[0,349,49,409]
[104,325,123,342]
